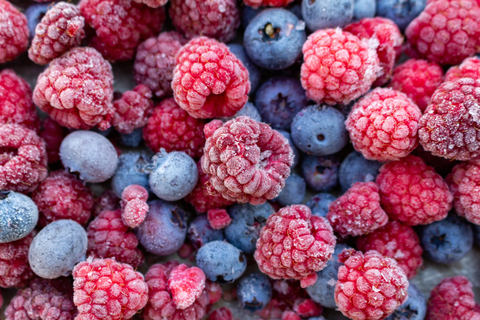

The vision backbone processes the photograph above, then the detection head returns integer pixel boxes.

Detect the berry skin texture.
[300,28,379,105]
[73,258,149,320]
[244,0,295,8]
[445,57,480,82]
[188,215,224,249]
[0,192,38,244]
[39,117,69,164]
[0,231,35,288]
[327,181,389,237]
[121,184,149,228]
[202,116,294,205]
[133,0,168,7]
[207,209,232,230]
[112,85,153,134]
[254,205,336,288]
[172,37,250,119]
[376,155,453,226]
[339,151,382,192]
[209,308,233,320]
[346,88,422,161]
[0,0,29,63]
[237,273,272,312]
[167,264,206,310]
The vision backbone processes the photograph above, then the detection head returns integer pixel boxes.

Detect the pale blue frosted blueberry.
[111,151,151,198]
[0,191,38,243]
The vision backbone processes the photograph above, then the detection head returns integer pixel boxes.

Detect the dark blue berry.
[339,151,382,192]
[277,130,300,167]
[306,193,337,218]
[288,4,303,19]
[0,191,38,243]
[376,0,426,31]
[472,223,480,246]
[119,128,143,147]
[24,2,53,40]
[302,0,354,31]
[386,283,426,320]
[275,173,306,206]
[111,150,151,198]
[353,0,376,21]
[301,155,340,192]
[237,273,272,312]
[222,102,261,122]
[242,6,263,28]
[188,215,224,249]
[228,44,261,93]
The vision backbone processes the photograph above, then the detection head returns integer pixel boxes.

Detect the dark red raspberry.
[93,190,120,217]
[300,28,379,105]
[133,0,168,7]
[207,209,231,230]
[121,184,149,228]
[112,84,153,134]
[143,98,206,158]
[293,298,322,318]
[256,299,286,320]
[202,117,294,205]
[243,0,295,8]
[39,117,69,164]
[388,59,444,111]
[376,155,453,225]
[205,281,222,305]
[33,47,114,131]
[282,311,301,320]
[254,205,336,288]
[0,0,29,63]
[209,308,232,320]
[0,231,36,288]
[445,56,480,81]
[172,37,250,119]
[79,0,165,61]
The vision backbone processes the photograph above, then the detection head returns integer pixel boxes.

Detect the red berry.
[282,311,301,320]
[0,231,36,289]
[209,308,233,320]
[0,0,29,63]
[133,0,168,7]
[112,85,153,134]
[121,184,149,228]
[293,298,322,318]
[445,56,480,82]
[168,264,206,310]
[39,117,69,164]
[256,299,287,320]
[205,280,222,305]
[207,209,232,230]
[93,190,120,217]
[178,242,195,260]
[243,0,295,8]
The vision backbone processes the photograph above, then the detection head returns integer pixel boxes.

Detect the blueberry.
[288,4,303,19]
[275,174,306,206]
[60,130,118,183]
[29,220,87,279]
[353,0,376,20]
[472,224,480,246]
[386,283,426,320]
[24,2,53,40]
[306,193,337,218]
[111,151,151,198]
[135,199,187,256]
[376,0,426,31]
[244,9,306,70]
[119,128,144,147]
[221,102,262,123]
[301,155,340,192]
[242,6,263,28]
[339,151,382,192]
[277,130,300,167]
[0,191,38,243]
[228,44,261,93]
[188,215,225,249]
[302,0,354,31]
[291,105,349,156]
[224,203,275,254]
[420,213,473,264]
[237,273,272,312]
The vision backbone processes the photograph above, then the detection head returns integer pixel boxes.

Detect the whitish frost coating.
[0,191,38,243]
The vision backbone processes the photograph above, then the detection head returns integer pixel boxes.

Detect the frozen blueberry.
[29,220,87,279]
[339,151,382,192]
[353,0,376,20]
[288,4,303,19]
[301,155,340,192]
[302,0,354,31]
[291,105,349,156]
[224,203,275,254]
[472,224,480,246]
[228,44,261,93]
[196,240,247,283]
[60,130,118,183]
[0,191,38,243]
[376,0,426,31]
[221,102,262,123]
[255,76,309,130]
[119,128,144,147]
[242,5,263,28]
[135,199,187,256]
[386,283,426,320]
[244,9,306,70]
[420,213,473,264]
[237,273,272,312]
[188,215,225,249]
[306,193,337,218]
[277,130,300,167]
[275,174,306,206]
[111,151,151,198]
[24,2,53,40]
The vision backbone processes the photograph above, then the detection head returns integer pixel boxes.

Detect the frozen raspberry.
[169,0,240,43]
[31,170,94,226]
[0,124,48,193]
[121,184,149,228]
[209,308,232,320]
[243,0,295,8]
[202,116,294,205]
[86,209,144,268]
[0,69,40,132]
[79,0,165,61]
[445,56,480,82]
[134,31,187,98]
[39,117,69,164]
[357,221,423,279]
[33,47,114,131]
[143,98,206,158]
[388,59,444,111]
[73,258,148,320]
[405,0,480,65]
[345,88,422,161]
[168,264,206,310]
[93,190,120,217]
[0,231,35,288]
[293,298,322,318]
[254,205,336,288]
[28,2,85,65]
[0,0,29,63]
[205,281,222,305]
[282,311,301,320]
[207,209,231,230]
[178,243,195,260]
[327,181,388,237]
[376,155,453,225]
[344,17,403,86]
[112,85,154,134]
[133,0,168,8]
[172,37,250,119]
[300,28,379,105]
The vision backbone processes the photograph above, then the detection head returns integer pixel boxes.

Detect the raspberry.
[327,181,389,237]
[0,231,35,288]
[33,47,114,131]
[376,155,453,225]
[121,184,149,228]
[172,37,250,119]
[143,98,206,158]
[86,210,144,268]
[112,85,154,134]
[169,0,240,43]
[134,31,187,98]
[0,69,40,132]
[0,0,29,63]
[209,308,232,320]
[335,249,409,320]
[168,264,206,310]
[388,59,444,112]
[73,258,148,320]
[31,170,94,226]
[93,190,120,217]
[28,2,85,65]
[205,280,222,305]
[79,0,165,61]
[282,311,301,320]
[445,56,480,82]
[300,28,379,105]
[405,0,480,65]
[243,0,295,8]
[357,221,423,279]
[344,17,403,86]
[293,298,322,318]
[345,88,422,161]
[0,124,48,193]
[133,0,168,7]
[254,205,336,288]
[39,117,69,164]
[207,209,231,230]
[202,116,294,205]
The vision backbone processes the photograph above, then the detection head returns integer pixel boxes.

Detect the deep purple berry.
[188,215,224,249]
[301,155,340,192]
[306,193,337,218]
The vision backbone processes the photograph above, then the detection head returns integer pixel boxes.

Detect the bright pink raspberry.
[33,47,114,131]
[39,117,69,164]
[282,311,301,320]
[143,98,206,159]
[254,205,336,288]
[0,231,36,288]
[112,84,154,134]
[133,0,168,7]
[169,0,240,43]
[388,59,444,111]
[86,209,144,268]
[93,190,120,217]
[300,28,379,105]
[172,37,250,119]
[376,155,453,225]
[293,298,322,318]
[335,249,409,320]
[445,56,480,82]
[168,264,206,310]
[207,209,231,230]
[243,0,295,8]
[357,221,423,279]
[327,181,389,237]
[0,0,29,63]
[202,116,294,205]
[345,88,422,161]
[209,308,232,320]
[31,170,94,226]
[121,184,149,228]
